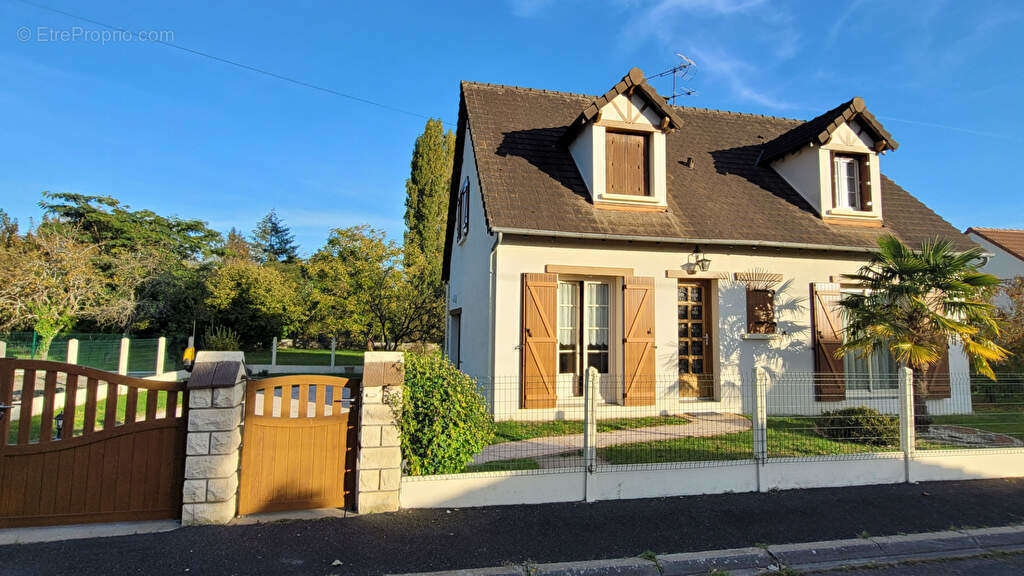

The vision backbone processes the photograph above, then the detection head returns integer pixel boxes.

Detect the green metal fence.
[0,332,186,375]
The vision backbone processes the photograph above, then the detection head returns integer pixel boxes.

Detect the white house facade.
[442,68,975,421]
[966,227,1024,310]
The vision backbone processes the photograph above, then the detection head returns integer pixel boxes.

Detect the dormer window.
[606,131,649,197]
[831,153,870,212]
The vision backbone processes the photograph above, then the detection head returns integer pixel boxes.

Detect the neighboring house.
[965,227,1024,309]
[441,68,974,419]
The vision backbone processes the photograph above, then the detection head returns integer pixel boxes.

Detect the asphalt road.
[3,479,1024,576]
[822,553,1024,575]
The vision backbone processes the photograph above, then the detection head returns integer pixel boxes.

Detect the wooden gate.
[238,375,358,515]
[0,359,187,528]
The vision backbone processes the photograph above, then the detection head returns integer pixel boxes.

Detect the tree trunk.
[912,367,933,434]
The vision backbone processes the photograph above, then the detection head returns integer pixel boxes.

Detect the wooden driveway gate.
[0,359,187,528]
[238,375,358,515]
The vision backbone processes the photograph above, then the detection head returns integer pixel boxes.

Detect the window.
[746,288,776,334]
[557,282,578,375]
[833,156,860,210]
[449,309,462,369]
[585,283,609,374]
[455,178,469,242]
[605,131,649,196]
[557,280,609,392]
[840,289,896,391]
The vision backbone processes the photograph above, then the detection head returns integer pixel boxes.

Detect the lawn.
[491,415,692,444]
[929,412,1024,442]
[7,389,171,444]
[596,417,902,465]
[243,348,364,366]
[464,458,541,473]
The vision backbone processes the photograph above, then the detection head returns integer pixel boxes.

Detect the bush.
[388,352,493,475]
[816,407,898,446]
[202,325,241,351]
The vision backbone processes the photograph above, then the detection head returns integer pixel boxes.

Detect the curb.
[386,524,1024,576]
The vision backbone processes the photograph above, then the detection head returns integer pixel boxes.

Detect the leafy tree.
[40,192,222,260]
[993,277,1024,372]
[252,209,298,263]
[203,258,303,347]
[0,209,18,248]
[224,227,256,262]
[838,235,1009,428]
[0,226,134,358]
[306,226,436,350]
[403,119,455,343]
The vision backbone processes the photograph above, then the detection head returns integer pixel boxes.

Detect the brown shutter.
[521,273,558,409]
[923,345,952,400]
[746,288,776,334]
[623,276,656,406]
[606,132,647,197]
[858,155,872,211]
[463,187,470,235]
[812,282,846,401]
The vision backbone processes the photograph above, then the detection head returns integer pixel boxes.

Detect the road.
[822,553,1024,575]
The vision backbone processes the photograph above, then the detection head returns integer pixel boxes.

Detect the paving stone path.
[472,412,751,465]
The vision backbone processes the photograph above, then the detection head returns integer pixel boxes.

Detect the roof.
[966,228,1024,262]
[757,97,898,165]
[442,75,975,280]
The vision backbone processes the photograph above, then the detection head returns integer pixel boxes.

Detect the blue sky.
[0,0,1021,254]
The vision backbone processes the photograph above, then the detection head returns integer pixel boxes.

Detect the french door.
[677,280,714,398]
[558,281,609,396]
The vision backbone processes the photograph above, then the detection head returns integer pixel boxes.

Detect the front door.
[557,281,610,397]
[677,280,714,398]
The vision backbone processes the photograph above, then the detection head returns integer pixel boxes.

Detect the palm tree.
[838,235,1009,430]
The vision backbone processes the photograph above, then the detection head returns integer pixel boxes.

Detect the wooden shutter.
[812,282,846,401]
[521,273,558,409]
[462,187,470,236]
[605,132,648,197]
[623,276,656,406]
[829,151,838,208]
[858,155,872,211]
[923,345,951,400]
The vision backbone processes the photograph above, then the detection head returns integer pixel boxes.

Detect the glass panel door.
[678,280,714,398]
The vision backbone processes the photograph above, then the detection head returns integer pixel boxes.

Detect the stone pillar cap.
[189,351,247,390]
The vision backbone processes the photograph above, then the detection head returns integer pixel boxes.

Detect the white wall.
[487,237,971,418]
[446,125,495,384]
[968,232,1024,310]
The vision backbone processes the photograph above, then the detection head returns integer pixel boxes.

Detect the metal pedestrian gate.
[0,359,188,528]
[238,375,358,515]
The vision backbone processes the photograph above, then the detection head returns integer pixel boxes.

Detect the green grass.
[463,458,541,473]
[491,415,691,445]
[597,417,902,465]
[930,412,1024,441]
[243,348,364,366]
[7,389,170,444]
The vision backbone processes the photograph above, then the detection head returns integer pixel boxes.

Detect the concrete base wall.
[761,454,905,491]
[910,450,1024,482]
[588,463,758,501]
[400,471,585,508]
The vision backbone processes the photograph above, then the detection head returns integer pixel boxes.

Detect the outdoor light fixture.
[54,411,64,440]
[692,246,712,272]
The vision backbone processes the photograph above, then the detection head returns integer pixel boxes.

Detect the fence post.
[356,351,405,514]
[181,351,246,525]
[752,366,768,494]
[330,338,337,368]
[899,366,916,483]
[583,366,599,502]
[271,337,278,367]
[66,339,79,365]
[118,338,130,375]
[155,337,167,375]
[0,340,5,358]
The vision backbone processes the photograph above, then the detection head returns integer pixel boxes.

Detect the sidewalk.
[3,479,1024,576]
[390,526,1024,575]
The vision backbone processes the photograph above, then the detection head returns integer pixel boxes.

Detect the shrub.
[816,407,898,446]
[388,352,493,475]
[202,325,241,351]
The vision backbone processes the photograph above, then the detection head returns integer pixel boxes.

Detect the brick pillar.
[356,351,404,514]
[181,351,246,525]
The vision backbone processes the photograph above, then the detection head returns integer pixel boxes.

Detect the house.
[965,227,1024,309]
[441,68,974,420]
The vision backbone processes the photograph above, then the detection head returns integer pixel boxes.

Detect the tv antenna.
[649,53,697,105]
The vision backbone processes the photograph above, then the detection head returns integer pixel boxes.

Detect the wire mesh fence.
[241,338,364,367]
[766,372,903,461]
[0,332,185,375]
[917,373,1024,453]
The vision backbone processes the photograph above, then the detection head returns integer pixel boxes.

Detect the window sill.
[740,333,780,341]
[826,208,880,219]
[600,193,663,204]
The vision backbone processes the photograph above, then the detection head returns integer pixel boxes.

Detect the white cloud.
[507,0,556,17]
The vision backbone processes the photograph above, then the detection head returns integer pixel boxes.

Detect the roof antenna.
[649,53,697,105]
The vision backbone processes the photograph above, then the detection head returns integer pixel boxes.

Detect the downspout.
[488,231,502,412]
